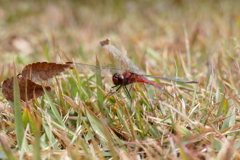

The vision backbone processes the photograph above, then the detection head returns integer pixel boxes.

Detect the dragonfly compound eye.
[112,73,124,85]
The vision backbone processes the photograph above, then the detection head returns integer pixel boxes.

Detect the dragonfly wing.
[139,75,198,83]
[100,39,144,74]
[68,62,125,75]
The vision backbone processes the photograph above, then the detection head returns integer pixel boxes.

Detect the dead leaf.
[2,76,51,102]
[21,62,71,82]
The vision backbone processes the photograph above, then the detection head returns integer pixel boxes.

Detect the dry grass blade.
[0,135,15,160]
[0,1,239,159]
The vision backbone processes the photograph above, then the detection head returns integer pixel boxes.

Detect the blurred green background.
[1,0,239,66]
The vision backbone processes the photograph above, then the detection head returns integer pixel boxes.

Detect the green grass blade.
[42,117,59,150]
[33,116,41,160]
[217,95,228,117]
[43,86,64,126]
[19,125,30,160]
[96,55,104,112]
[13,74,24,149]
[86,110,106,142]
[221,104,235,131]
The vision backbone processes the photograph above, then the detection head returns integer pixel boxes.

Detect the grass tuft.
[0,0,240,159]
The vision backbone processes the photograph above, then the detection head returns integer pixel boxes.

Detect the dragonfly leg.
[106,85,122,97]
[106,85,132,101]
[115,85,122,92]
[111,85,118,89]
[123,86,132,100]
[128,84,133,92]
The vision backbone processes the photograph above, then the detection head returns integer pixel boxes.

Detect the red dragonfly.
[69,39,198,98]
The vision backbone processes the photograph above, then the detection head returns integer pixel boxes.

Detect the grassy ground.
[0,0,239,159]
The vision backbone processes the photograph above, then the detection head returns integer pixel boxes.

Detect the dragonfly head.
[112,73,124,86]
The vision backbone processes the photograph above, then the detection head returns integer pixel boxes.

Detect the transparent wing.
[100,39,143,74]
[99,39,198,84]
[139,75,198,83]
[68,62,125,75]
[68,62,198,83]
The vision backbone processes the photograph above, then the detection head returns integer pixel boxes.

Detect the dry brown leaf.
[2,76,51,102]
[21,62,71,82]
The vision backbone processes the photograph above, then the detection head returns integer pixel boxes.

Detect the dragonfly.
[68,39,198,98]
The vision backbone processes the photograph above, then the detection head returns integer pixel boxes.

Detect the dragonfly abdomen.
[136,77,163,89]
